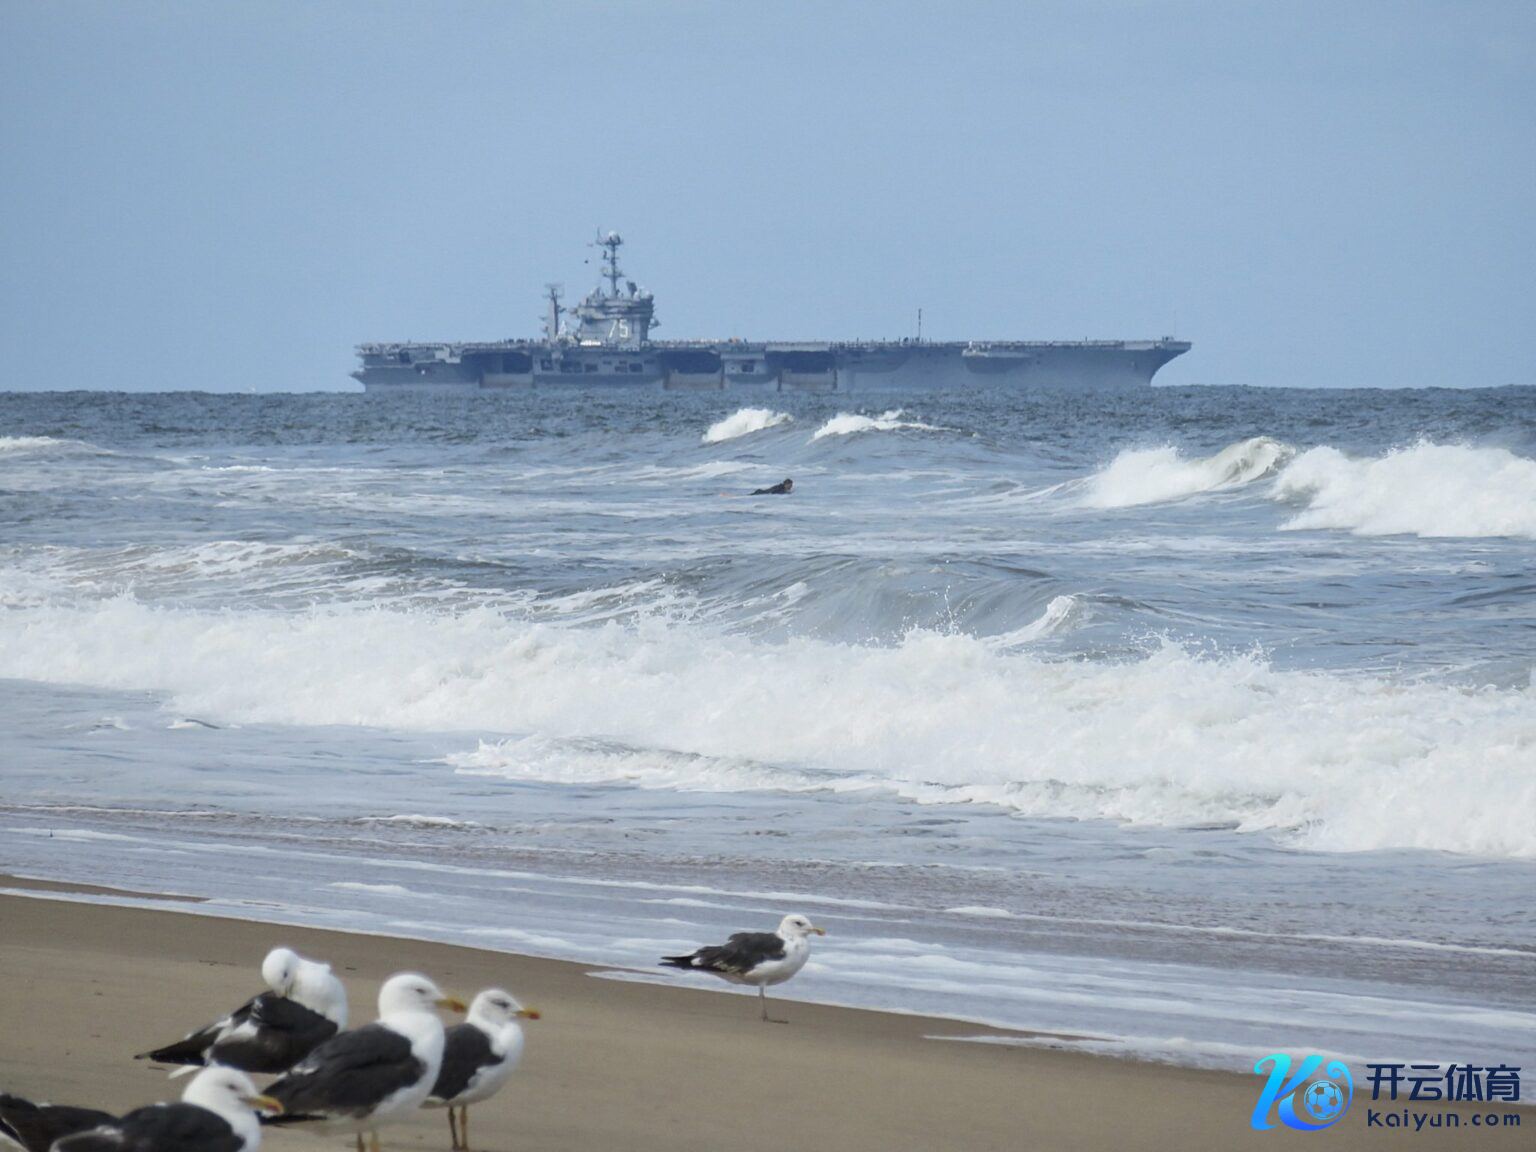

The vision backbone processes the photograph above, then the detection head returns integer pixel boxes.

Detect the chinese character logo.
[1364,1061,1521,1103]
[1253,1054,1354,1131]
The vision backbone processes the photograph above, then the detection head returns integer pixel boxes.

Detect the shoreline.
[1,882,1520,1150]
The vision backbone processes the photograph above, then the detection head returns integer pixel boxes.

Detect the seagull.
[47,1066,280,1152]
[661,913,826,1022]
[137,946,348,1074]
[0,1095,114,1152]
[426,988,540,1151]
[264,971,465,1152]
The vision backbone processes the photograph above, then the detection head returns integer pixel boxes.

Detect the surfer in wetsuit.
[750,478,793,495]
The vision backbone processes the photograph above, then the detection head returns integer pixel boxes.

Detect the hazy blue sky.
[2,1,1532,391]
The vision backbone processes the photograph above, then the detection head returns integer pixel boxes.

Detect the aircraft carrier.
[352,234,1190,393]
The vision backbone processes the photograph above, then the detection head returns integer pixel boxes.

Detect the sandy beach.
[0,881,1520,1151]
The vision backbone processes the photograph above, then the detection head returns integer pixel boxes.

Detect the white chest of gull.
[661,913,826,1022]
[46,1066,279,1152]
[136,946,348,1075]
[264,972,465,1152]
[426,988,539,1151]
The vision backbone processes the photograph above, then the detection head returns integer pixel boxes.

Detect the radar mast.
[597,231,625,297]
[543,283,564,342]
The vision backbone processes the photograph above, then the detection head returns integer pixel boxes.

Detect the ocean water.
[2,386,1534,1075]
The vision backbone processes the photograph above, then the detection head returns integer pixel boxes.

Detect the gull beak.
[245,1095,284,1116]
[517,1008,541,1020]
[812,927,827,936]
[438,995,468,1013]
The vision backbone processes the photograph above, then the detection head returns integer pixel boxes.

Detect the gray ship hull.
[353,338,1190,393]
[353,233,1189,393]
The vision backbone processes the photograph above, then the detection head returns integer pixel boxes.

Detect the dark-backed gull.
[136,946,348,1074]
[47,1066,279,1152]
[661,913,826,1022]
[0,1095,114,1152]
[426,988,540,1151]
[264,971,464,1152]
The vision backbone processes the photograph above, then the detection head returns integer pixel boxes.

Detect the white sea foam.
[934,1033,1373,1074]
[945,906,1014,918]
[778,581,811,605]
[12,541,365,591]
[328,881,416,896]
[357,814,481,828]
[531,579,698,626]
[1082,437,1294,508]
[701,408,793,444]
[810,409,943,441]
[448,734,866,794]
[1272,441,1536,539]
[2,597,1533,858]
[628,460,755,481]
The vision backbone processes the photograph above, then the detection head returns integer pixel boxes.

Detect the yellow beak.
[245,1094,283,1115]
[437,996,468,1013]
[518,1007,542,1020]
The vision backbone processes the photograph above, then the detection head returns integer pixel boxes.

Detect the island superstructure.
[352,234,1190,392]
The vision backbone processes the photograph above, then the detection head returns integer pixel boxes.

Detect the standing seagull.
[264,971,464,1152]
[137,946,348,1074]
[661,913,826,1022]
[49,1066,280,1152]
[426,988,540,1151]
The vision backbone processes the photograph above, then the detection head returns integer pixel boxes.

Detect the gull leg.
[760,985,789,1024]
[462,1105,471,1151]
[354,1134,365,1152]
[448,1106,460,1150]
[369,1131,382,1152]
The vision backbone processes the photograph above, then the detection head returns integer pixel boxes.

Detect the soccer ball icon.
[1304,1079,1344,1121]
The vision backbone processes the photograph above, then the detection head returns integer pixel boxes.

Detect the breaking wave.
[1273,442,1536,539]
[702,408,793,444]
[2,596,1532,859]
[1082,437,1294,509]
[983,595,1084,647]
[810,409,943,441]
[0,435,98,455]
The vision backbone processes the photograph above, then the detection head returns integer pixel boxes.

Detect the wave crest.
[1273,441,1536,539]
[984,595,1084,648]
[702,408,793,444]
[1083,437,1294,509]
[810,409,942,441]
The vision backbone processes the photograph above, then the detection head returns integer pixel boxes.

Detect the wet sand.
[0,882,1517,1150]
